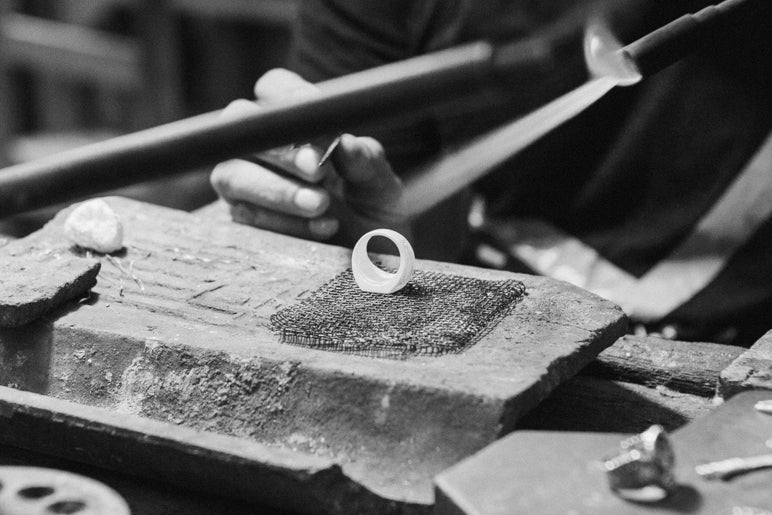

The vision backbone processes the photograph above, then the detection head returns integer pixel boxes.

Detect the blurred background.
[0,0,297,236]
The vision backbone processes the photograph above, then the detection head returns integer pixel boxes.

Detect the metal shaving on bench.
[270,268,526,359]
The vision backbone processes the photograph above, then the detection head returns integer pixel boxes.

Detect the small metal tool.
[317,136,342,168]
[695,454,772,480]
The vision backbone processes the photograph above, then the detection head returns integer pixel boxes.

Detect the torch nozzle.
[622,0,757,77]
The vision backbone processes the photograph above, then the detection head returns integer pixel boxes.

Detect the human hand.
[210,69,409,246]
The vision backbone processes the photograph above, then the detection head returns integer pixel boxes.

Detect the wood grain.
[585,335,744,397]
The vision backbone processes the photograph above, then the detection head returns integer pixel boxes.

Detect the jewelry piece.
[603,425,676,502]
[696,454,772,480]
[351,229,415,294]
[754,399,772,414]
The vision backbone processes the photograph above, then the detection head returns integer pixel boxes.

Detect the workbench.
[1,197,770,514]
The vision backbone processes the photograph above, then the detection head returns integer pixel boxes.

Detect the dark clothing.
[288,0,772,344]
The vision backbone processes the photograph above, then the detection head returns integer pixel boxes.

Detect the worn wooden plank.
[719,330,772,398]
[0,196,626,507]
[435,390,772,515]
[517,375,716,433]
[584,335,744,397]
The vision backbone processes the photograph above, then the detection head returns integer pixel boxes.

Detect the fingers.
[255,145,327,183]
[220,99,326,183]
[211,158,330,218]
[230,202,339,241]
[331,134,405,221]
[254,68,320,103]
[333,134,397,187]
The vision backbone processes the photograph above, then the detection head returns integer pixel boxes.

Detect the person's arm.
[211,0,475,258]
[210,68,410,245]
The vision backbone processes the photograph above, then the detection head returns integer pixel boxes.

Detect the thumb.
[331,134,406,223]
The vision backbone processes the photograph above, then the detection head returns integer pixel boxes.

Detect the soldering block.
[0,255,100,327]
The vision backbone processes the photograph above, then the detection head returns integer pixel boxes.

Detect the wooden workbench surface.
[0,196,626,510]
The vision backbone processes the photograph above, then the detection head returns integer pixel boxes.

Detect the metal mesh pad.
[270,268,526,359]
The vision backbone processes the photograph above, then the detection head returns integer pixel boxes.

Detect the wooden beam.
[582,335,743,397]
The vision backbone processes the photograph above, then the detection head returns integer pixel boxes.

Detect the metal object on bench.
[603,425,677,502]
[696,454,772,481]
[0,466,130,515]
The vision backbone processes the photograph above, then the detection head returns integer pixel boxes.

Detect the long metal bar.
[0,40,539,218]
[0,0,756,219]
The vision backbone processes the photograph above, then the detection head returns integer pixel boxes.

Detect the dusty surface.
[0,254,100,327]
[0,197,626,509]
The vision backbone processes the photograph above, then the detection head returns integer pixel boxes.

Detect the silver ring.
[603,425,676,502]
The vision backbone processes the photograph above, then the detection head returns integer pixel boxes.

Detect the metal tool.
[402,0,758,215]
[696,454,772,480]
[0,466,131,515]
[401,18,641,217]
[0,0,757,219]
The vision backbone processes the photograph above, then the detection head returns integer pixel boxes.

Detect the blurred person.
[210,0,771,345]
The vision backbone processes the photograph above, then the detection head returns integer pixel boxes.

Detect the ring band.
[603,425,676,502]
[351,229,415,294]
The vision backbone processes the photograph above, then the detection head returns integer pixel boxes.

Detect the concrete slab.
[0,197,626,510]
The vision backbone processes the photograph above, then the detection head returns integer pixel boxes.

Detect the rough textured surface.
[0,197,626,509]
[435,390,772,515]
[719,330,772,398]
[0,254,100,327]
[585,335,744,397]
[0,386,400,515]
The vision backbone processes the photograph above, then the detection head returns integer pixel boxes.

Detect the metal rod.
[622,0,756,76]
[0,39,549,218]
[0,0,757,219]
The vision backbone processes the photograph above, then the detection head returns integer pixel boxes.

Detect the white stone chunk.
[64,199,124,254]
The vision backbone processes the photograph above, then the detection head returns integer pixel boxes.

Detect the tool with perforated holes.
[0,467,130,515]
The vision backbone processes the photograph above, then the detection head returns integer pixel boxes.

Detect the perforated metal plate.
[0,467,130,515]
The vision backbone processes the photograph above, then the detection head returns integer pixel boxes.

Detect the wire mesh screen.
[270,268,526,359]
